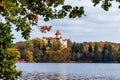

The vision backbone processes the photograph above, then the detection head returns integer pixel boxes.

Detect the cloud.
[12,0,120,43]
[88,13,120,23]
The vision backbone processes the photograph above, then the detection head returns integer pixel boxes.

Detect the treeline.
[70,42,120,63]
[13,38,120,63]
[14,38,71,62]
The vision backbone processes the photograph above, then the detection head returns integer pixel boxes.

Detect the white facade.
[42,30,68,48]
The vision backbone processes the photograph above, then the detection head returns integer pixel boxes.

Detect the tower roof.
[55,30,61,35]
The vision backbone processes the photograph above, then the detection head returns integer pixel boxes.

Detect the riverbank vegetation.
[0,0,120,79]
[13,38,120,63]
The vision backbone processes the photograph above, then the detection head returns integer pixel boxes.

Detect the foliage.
[93,43,101,62]
[69,41,119,63]
[0,0,120,79]
[116,49,120,62]
[24,49,33,62]
[14,39,120,63]
[0,23,21,80]
[40,26,52,33]
[0,0,86,78]
[8,48,21,59]
[92,0,120,10]
[0,48,22,79]
[88,44,93,53]
[14,38,71,62]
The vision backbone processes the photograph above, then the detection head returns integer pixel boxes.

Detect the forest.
[0,0,120,79]
[13,38,120,63]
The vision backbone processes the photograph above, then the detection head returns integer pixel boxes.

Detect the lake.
[16,63,120,79]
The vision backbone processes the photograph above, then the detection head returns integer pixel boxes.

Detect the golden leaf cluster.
[40,25,52,33]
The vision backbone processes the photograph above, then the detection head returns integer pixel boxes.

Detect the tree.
[94,43,99,55]
[47,39,52,47]
[8,48,21,60]
[25,41,33,50]
[61,48,71,62]
[101,44,113,62]
[67,39,72,48]
[117,47,120,62]
[24,49,34,62]
[52,41,61,51]
[71,42,79,53]
[0,0,120,79]
[0,47,22,79]
[93,43,101,62]
[71,42,76,53]
[101,44,108,62]
[88,44,93,53]
[42,44,46,56]
[87,44,93,61]
[0,23,22,80]
[107,45,113,62]
[79,43,84,53]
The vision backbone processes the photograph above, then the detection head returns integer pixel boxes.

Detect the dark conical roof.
[55,30,61,35]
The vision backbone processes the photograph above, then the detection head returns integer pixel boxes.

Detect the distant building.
[42,30,68,48]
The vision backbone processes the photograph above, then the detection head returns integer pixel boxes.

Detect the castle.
[42,30,68,48]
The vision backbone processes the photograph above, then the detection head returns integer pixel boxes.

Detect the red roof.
[55,30,61,35]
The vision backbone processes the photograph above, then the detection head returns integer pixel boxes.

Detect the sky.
[13,0,120,43]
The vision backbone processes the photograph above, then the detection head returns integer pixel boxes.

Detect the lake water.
[16,63,120,79]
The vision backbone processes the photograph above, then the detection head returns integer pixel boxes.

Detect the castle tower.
[55,30,61,39]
